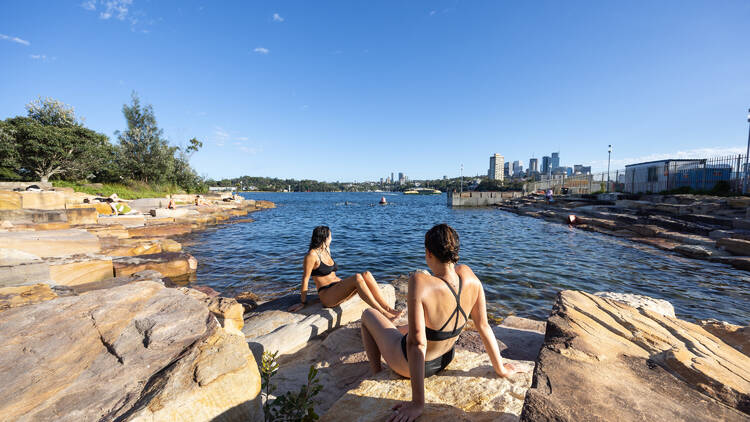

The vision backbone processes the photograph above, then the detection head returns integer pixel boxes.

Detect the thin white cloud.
[586,146,746,171]
[239,146,259,154]
[254,47,269,54]
[29,54,47,60]
[429,10,437,16]
[81,0,96,11]
[272,13,284,22]
[235,136,249,141]
[0,33,30,46]
[214,126,229,146]
[99,0,133,20]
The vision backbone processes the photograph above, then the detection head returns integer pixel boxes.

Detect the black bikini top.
[310,250,338,277]
[425,275,467,341]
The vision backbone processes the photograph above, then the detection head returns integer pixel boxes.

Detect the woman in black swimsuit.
[360,224,517,422]
[288,226,401,320]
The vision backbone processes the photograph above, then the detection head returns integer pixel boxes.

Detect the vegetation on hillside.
[0,95,206,193]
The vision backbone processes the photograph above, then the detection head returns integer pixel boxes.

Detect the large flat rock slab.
[0,284,57,310]
[17,191,66,210]
[0,280,262,422]
[112,251,198,278]
[45,254,114,286]
[127,222,193,238]
[243,284,395,357]
[519,290,750,421]
[64,207,98,225]
[97,214,146,227]
[0,248,50,287]
[323,349,534,421]
[0,229,101,257]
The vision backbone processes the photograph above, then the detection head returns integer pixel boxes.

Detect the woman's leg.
[361,308,409,376]
[319,274,393,317]
[361,271,399,314]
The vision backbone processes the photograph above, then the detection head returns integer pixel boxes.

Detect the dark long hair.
[309,226,331,251]
[425,224,459,263]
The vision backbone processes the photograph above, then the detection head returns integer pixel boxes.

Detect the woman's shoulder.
[456,264,480,284]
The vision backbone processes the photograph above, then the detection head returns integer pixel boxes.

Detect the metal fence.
[524,154,749,195]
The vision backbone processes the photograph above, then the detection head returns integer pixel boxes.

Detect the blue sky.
[1,1,749,181]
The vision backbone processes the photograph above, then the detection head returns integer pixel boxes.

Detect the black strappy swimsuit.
[401,275,467,377]
[311,250,339,292]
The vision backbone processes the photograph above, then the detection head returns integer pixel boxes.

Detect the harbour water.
[176,192,749,324]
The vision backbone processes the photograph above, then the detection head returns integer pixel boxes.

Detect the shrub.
[260,350,322,422]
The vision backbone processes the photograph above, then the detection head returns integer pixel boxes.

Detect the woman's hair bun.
[424,224,459,263]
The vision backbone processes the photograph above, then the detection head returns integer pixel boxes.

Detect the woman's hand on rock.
[388,401,423,422]
[497,362,517,378]
[288,302,304,312]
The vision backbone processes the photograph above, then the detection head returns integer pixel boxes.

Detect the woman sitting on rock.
[288,225,401,320]
[360,224,517,421]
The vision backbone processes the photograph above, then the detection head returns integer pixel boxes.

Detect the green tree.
[0,120,21,180]
[115,92,176,184]
[4,116,111,182]
[25,96,81,127]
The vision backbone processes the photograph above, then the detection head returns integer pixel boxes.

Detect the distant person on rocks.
[546,189,553,203]
[288,225,402,320]
[359,224,517,421]
[106,198,134,216]
[167,196,176,209]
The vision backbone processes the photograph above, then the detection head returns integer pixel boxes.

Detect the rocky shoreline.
[496,193,750,272]
[0,188,748,421]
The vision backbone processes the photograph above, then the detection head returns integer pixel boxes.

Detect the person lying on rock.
[288,225,402,320]
[360,224,517,422]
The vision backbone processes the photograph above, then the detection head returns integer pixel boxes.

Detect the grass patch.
[52,180,191,200]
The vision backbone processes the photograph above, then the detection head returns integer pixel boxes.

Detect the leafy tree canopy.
[25,96,81,127]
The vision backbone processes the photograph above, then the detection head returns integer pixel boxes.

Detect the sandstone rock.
[18,190,66,210]
[700,320,750,356]
[0,283,57,310]
[45,254,114,286]
[145,216,176,225]
[83,224,131,239]
[244,284,395,357]
[0,248,50,287]
[1,220,13,229]
[236,290,260,311]
[0,190,21,210]
[256,200,275,208]
[0,229,101,257]
[112,252,198,278]
[177,287,245,335]
[631,237,680,251]
[594,291,675,317]
[97,214,146,227]
[493,316,547,361]
[0,280,262,421]
[65,207,98,225]
[674,244,713,259]
[128,197,170,212]
[67,202,114,215]
[520,290,750,421]
[709,255,750,271]
[658,231,715,247]
[324,349,534,421]
[727,198,750,209]
[717,237,750,256]
[710,229,735,239]
[29,221,70,230]
[630,224,663,237]
[127,222,192,238]
[150,207,190,218]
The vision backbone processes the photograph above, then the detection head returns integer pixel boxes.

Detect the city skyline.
[1,1,749,182]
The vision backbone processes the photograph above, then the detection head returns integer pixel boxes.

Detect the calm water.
[176,192,749,325]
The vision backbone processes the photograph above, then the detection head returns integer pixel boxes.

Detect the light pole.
[744,108,750,195]
[607,144,612,193]
[460,163,464,194]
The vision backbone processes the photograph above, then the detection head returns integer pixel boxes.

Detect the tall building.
[542,156,551,174]
[390,172,394,183]
[398,172,405,185]
[529,158,539,173]
[573,165,591,175]
[503,162,510,178]
[551,152,560,169]
[488,153,504,181]
[512,160,522,177]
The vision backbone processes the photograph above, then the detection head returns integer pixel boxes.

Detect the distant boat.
[404,188,441,195]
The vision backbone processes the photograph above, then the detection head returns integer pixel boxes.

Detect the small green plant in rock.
[260,350,322,422]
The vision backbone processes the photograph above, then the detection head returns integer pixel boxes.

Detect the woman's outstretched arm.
[289,253,316,311]
[469,273,515,378]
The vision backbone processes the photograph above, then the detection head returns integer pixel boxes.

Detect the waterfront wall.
[448,191,521,207]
